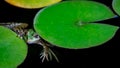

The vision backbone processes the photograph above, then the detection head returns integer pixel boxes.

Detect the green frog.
[0,23,59,62]
[25,29,59,62]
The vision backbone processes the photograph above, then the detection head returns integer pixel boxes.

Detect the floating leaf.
[112,0,120,15]
[0,26,28,67]
[34,1,118,49]
[5,0,61,9]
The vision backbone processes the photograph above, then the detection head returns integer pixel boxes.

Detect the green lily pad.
[5,0,61,9]
[0,26,28,68]
[34,1,118,49]
[112,0,120,15]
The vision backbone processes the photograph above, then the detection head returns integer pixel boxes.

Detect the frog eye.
[34,34,40,39]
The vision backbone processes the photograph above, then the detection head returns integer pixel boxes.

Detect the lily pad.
[112,0,120,15]
[0,26,28,68]
[34,1,119,49]
[5,0,61,9]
